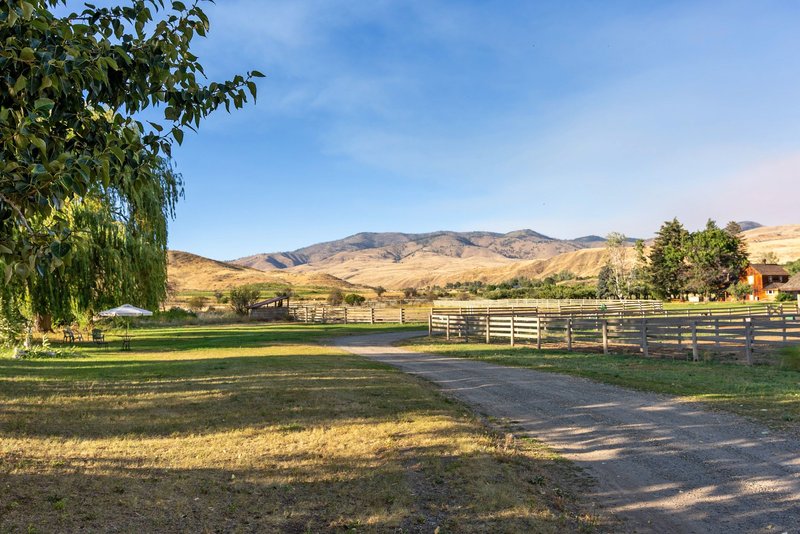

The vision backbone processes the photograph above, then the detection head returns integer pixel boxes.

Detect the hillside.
[231,229,635,272]
[167,251,354,292]
[175,223,800,291]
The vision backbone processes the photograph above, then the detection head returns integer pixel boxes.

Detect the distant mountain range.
[166,221,800,291]
[231,229,641,272]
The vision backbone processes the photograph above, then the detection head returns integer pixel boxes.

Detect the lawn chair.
[92,329,109,348]
[63,328,75,344]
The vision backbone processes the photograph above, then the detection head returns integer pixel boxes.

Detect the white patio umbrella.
[98,304,153,336]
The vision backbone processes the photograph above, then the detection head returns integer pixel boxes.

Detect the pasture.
[0,324,604,533]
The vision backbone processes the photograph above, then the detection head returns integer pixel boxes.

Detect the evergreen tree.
[648,218,689,300]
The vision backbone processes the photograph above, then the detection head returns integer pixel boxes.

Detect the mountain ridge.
[231,229,643,272]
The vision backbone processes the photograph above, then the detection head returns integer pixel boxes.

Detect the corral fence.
[433,299,664,314]
[289,305,430,324]
[429,304,800,365]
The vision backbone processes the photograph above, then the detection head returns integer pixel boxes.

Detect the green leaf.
[31,137,46,153]
[172,127,183,145]
[250,70,266,78]
[172,1,186,10]
[4,265,12,284]
[21,2,34,20]
[34,98,54,111]
[0,244,12,254]
[14,75,27,93]
[20,47,35,61]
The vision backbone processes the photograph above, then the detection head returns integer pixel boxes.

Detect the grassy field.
[401,339,800,431]
[1,324,605,533]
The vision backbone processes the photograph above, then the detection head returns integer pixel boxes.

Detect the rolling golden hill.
[167,251,354,292]
[171,224,800,291]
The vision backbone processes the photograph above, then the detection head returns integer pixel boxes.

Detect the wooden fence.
[429,310,800,365]
[289,306,430,324]
[433,299,664,314]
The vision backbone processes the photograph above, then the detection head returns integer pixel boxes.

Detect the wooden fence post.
[370,307,375,325]
[566,319,573,352]
[400,308,405,324]
[485,314,491,344]
[783,316,787,343]
[343,307,348,324]
[602,320,609,354]
[428,314,432,337]
[510,315,515,347]
[536,316,542,350]
[744,318,753,365]
[715,318,720,349]
[446,315,451,341]
[691,321,699,362]
[640,318,649,357]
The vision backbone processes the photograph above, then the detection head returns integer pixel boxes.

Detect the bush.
[327,289,344,306]
[343,293,366,306]
[187,295,208,311]
[775,292,795,303]
[229,285,262,316]
[153,307,197,321]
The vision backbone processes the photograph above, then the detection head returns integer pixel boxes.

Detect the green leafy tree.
[727,281,752,302]
[1,1,261,331]
[685,220,749,299]
[343,293,366,306]
[374,286,386,299]
[785,259,800,275]
[647,218,690,300]
[229,285,261,316]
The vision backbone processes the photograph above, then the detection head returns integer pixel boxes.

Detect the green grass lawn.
[401,339,800,430]
[1,323,605,533]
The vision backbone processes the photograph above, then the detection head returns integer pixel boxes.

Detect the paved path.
[334,332,800,534]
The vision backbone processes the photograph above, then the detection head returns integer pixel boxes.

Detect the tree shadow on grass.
[0,354,451,439]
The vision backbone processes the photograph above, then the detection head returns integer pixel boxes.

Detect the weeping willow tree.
[2,157,182,331]
[1,1,261,341]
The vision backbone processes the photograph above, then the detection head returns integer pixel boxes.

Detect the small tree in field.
[229,285,261,316]
[327,289,344,306]
[374,286,386,300]
[344,293,366,306]
[727,281,752,302]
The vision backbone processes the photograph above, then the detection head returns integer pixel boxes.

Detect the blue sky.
[130,1,799,259]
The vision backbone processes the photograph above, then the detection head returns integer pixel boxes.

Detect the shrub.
[229,285,262,316]
[327,289,344,306]
[187,295,208,311]
[343,293,366,306]
[775,292,795,303]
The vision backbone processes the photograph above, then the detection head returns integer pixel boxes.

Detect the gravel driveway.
[334,331,800,534]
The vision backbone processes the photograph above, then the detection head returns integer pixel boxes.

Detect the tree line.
[597,219,750,301]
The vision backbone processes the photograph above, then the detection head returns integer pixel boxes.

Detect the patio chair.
[92,329,109,348]
[63,328,75,344]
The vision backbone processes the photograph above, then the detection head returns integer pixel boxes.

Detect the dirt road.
[334,332,800,534]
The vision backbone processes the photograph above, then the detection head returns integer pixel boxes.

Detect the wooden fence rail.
[289,306,430,324]
[429,310,800,364]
